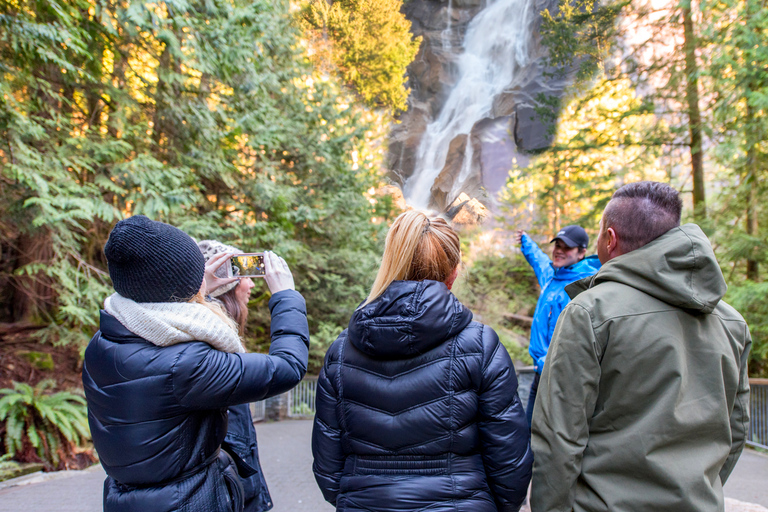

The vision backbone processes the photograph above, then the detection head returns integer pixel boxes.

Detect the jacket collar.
[566,224,725,314]
[348,280,473,359]
[98,310,151,345]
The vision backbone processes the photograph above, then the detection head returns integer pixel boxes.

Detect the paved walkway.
[0,419,766,511]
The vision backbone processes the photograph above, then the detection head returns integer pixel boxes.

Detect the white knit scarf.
[104,293,245,353]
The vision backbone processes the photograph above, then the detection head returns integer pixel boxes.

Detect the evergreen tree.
[301,0,421,113]
[501,78,668,237]
[0,0,396,362]
[538,0,711,215]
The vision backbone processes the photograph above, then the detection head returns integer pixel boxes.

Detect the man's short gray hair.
[603,181,683,253]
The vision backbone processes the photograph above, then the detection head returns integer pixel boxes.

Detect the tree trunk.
[11,231,55,323]
[745,103,759,281]
[682,1,705,219]
[552,168,561,234]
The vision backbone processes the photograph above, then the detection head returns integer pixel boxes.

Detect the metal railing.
[748,378,768,450]
[268,374,768,442]
[287,377,318,418]
[250,400,266,423]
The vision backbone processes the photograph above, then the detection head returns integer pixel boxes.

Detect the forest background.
[0,0,766,468]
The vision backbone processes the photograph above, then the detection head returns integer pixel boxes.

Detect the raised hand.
[263,251,295,294]
[204,252,238,295]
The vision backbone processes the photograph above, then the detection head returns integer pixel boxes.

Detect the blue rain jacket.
[312,280,533,512]
[520,234,601,374]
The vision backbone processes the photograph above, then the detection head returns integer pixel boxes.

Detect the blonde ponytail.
[363,210,461,306]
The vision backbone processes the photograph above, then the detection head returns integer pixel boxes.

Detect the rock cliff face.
[389,0,568,213]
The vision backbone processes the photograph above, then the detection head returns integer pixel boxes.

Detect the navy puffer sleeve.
[478,326,533,511]
[172,289,309,409]
[311,334,345,505]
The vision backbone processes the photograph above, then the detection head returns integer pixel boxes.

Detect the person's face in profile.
[552,239,583,268]
[235,277,255,309]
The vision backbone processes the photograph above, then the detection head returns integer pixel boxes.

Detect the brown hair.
[602,181,683,253]
[363,210,461,306]
[217,287,248,334]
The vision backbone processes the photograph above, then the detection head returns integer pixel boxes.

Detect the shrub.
[725,281,768,377]
[453,250,539,365]
[0,380,93,470]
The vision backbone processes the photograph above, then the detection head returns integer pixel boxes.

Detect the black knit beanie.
[104,215,205,303]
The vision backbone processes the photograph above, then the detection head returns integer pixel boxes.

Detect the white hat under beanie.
[197,240,241,298]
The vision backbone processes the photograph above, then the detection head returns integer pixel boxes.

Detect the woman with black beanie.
[82,216,309,512]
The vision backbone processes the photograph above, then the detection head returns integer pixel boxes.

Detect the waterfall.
[441,0,453,50]
[404,0,538,209]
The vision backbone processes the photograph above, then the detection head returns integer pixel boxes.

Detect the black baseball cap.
[550,225,589,249]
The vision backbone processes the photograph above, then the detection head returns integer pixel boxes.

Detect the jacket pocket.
[219,451,245,512]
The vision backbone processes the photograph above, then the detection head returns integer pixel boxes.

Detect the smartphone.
[228,253,266,278]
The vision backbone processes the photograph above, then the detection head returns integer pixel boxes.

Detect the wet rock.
[446,193,489,225]
[389,103,430,186]
[454,0,486,7]
[514,104,554,153]
[430,134,471,211]
[470,115,521,195]
[491,91,518,118]
[429,115,529,210]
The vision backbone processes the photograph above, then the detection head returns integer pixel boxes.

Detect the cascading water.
[403,0,538,209]
[441,0,453,50]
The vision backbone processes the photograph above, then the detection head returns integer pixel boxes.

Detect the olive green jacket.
[530,224,751,512]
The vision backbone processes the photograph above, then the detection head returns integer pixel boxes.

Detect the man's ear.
[606,227,619,256]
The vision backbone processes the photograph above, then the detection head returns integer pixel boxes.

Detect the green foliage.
[0,0,397,361]
[525,0,768,375]
[702,0,768,277]
[540,0,626,83]
[0,380,90,469]
[501,77,669,237]
[725,282,768,377]
[452,249,538,366]
[534,0,714,218]
[307,321,348,374]
[301,0,421,112]
[495,328,534,367]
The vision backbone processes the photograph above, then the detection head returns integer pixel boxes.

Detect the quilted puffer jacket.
[83,290,309,512]
[312,280,533,512]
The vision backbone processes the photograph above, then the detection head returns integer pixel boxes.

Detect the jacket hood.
[568,224,726,314]
[553,255,602,281]
[348,280,473,358]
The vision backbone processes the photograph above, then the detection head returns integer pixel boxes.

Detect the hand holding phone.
[263,251,295,293]
[228,253,266,278]
[204,252,238,296]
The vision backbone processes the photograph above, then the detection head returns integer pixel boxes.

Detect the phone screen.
[230,253,265,277]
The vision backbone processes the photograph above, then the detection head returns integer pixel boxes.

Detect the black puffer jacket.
[312,280,532,512]
[83,290,309,512]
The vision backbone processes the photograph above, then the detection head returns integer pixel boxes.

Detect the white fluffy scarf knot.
[104,293,245,353]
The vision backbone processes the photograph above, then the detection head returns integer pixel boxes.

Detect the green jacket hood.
[567,224,726,314]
